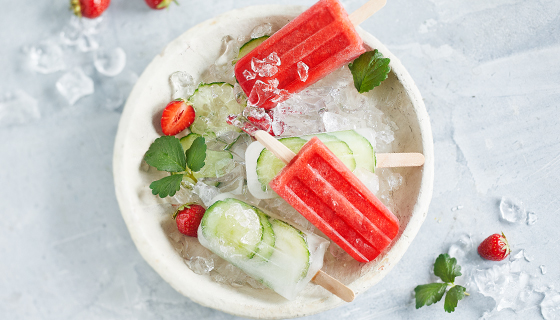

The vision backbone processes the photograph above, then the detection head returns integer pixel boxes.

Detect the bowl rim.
[113,4,434,319]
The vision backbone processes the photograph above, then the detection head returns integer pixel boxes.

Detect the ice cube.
[322,112,354,132]
[25,39,66,74]
[56,68,94,105]
[499,196,527,223]
[447,234,473,262]
[526,211,538,225]
[169,71,196,100]
[206,36,239,83]
[297,61,309,82]
[0,90,40,127]
[94,47,126,77]
[192,181,220,207]
[353,168,380,195]
[250,23,273,38]
[185,256,214,275]
[473,260,534,312]
[540,290,560,320]
[60,16,102,52]
[540,265,547,275]
[248,80,277,107]
[510,249,525,261]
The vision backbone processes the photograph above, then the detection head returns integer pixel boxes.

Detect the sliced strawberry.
[174,204,205,237]
[71,0,111,19]
[477,232,511,261]
[160,99,195,136]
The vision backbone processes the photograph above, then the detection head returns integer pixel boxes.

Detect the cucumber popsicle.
[198,195,347,300]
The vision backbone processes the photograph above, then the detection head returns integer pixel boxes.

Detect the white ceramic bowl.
[113,5,434,319]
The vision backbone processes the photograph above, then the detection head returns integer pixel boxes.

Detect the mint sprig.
[144,136,207,198]
[348,50,391,94]
[414,254,468,313]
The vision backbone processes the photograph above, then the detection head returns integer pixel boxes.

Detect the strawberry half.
[160,99,195,136]
[174,204,205,237]
[477,232,511,261]
[145,0,178,10]
[71,0,111,19]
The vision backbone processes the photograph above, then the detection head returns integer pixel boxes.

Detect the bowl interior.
[113,5,433,319]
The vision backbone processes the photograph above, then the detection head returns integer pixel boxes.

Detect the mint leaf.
[149,174,184,198]
[185,136,207,172]
[348,50,391,94]
[444,285,466,313]
[414,283,448,309]
[144,136,186,172]
[434,254,462,284]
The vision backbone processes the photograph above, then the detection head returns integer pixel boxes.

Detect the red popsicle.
[235,0,386,110]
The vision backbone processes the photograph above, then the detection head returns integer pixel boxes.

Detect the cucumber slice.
[201,198,263,259]
[254,134,356,191]
[268,219,310,281]
[301,133,356,170]
[331,130,375,172]
[237,36,269,60]
[253,207,275,262]
[180,134,234,178]
[256,137,306,191]
[188,82,245,136]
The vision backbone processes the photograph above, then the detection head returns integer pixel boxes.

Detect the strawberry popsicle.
[234,0,367,109]
[255,131,399,263]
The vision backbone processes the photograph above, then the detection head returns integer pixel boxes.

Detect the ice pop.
[197,194,354,301]
[254,130,401,263]
[234,0,386,109]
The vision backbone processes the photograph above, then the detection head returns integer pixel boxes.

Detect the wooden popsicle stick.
[376,153,425,168]
[312,270,355,302]
[254,130,296,164]
[348,0,387,26]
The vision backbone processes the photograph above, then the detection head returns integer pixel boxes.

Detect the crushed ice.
[0,90,41,127]
[24,39,66,74]
[297,61,309,82]
[169,71,196,100]
[250,23,273,39]
[526,211,538,225]
[251,52,281,77]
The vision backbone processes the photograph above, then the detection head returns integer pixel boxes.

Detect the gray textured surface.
[1,0,559,319]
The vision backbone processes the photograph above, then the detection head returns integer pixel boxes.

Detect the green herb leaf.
[144,136,186,172]
[185,136,207,172]
[434,254,462,284]
[149,174,184,198]
[444,285,466,313]
[414,283,448,309]
[348,50,391,94]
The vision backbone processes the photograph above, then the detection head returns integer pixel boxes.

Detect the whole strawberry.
[174,204,205,237]
[478,232,510,261]
[71,0,111,19]
[145,0,178,10]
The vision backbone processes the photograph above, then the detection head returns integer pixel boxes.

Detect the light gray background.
[1,0,559,319]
